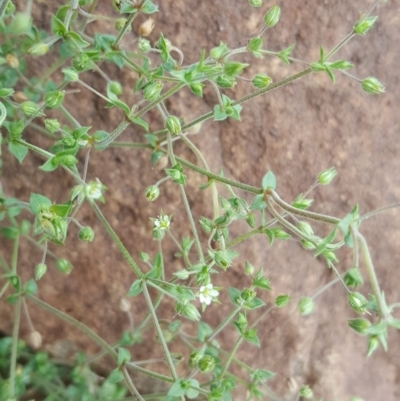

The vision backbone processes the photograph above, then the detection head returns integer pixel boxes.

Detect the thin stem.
[22,297,35,332]
[311,275,342,300]
[209,305,241,341]
[355,229,391,320]
[225,226,264,248]
[82,147,91,182]
[269,190,340,225]
[114,12,137,47]
[176,155,261,194]
[0,0,11,20]
[95,119,131,150]
[121,366,146,401]
[90,201,143,278]
[11,233,19,273]
[178,133,220,220]
[77,79,112,103]
[357,202,400,223]
[141,281,179,381]
[325,32,354,61]
[220,335,242,377]
[8,296,22,400]
[26,294,118,358]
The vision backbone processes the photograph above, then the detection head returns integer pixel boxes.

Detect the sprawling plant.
[0,0,397,400]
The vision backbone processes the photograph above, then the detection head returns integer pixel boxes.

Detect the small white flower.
[198,284,219,305]
[154,213,171,231]
[85,178,104,200]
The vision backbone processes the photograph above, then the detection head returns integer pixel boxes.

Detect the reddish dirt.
[1,1,400,399]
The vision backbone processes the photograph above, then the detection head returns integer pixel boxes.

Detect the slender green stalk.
[269,190,340,225]
[11,233,19,273]
[0,0,11,20]
[122,366,146,401]
[209,305,241,341]
[220,335,242,377]
[355,230,391,320]
[225,226,265,248]
[8,296,22,400]
[125,361,174,383]
[114,12,137,47]
[90,201,143,278]
[26,294,118,358]
[141,281,179,381]
[357,202,400,222]
[176,156,261,194]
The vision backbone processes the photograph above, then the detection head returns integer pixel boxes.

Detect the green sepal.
[127,279,143,297]
[8,141,28,163]
[51,15,67,36]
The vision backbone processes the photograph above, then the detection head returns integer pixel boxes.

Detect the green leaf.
[243,328,260,347]
[210,42,229,59]
[0,227,19,239]
[108,99,130,114]
[244,297,265,310]
[224,61,249,77]
[39,157,58,172]
[8,141,28,163]
[65,31,90,48]
[23,279,38,295]
[117,347,131,366]
[49,203,72,218]
[51,15,67,36]
[107,368,124,383]
[197,321,213,342]
[250,194,266,210]
[0,88,14,98]
[141,0,159,14]
[261,171,276,190]
[328,60,353,70]
[30,193,52,214]
[253,269,271,290]
[168,379,186,397]
[250,368,275,383]
[227,287,242,306]
[128,116,149,131]
[314,227,337,256]
[325,67,335,83]
[127,280,143,297]
[213,104,227,121]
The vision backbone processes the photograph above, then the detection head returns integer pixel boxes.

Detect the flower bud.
[44,119,60,133]
[348,318,370,334]
[317,167,337,185]
[249,0,263,7]
[143,81,163,101]
[73,52,90,71]
[62,68,79,82]
[299,385,313,399]
[353,16,377,35]
[348,291,368,314]
[137,37,151,53]
[297,297,314,316]
[296,221,314,236]
[188,122,202,135]
[6,54,19,69]
[189,350,203,367]
[199,216,213,233]
[241,288,256,302]
[27,331,42,349]
[139,17,155,37]
[21,101,43,117]
[252,74,272,89]
[264,5,281,28]
[216,75,236,88]
[28,43,49,56]
[301,239,315,250]
[12,91,28,103]
[35,263,47,280]
[165,115,182,135]
[44,90,65,109]
[78,226,95,242]
[56,258,73,274]
[198,355,215,372]
[244,261,255,275]
[175,301,201,321]
[145,185,160,201]
[361,77,385,94]
[115,18,127,31]
[275,294,290,307]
